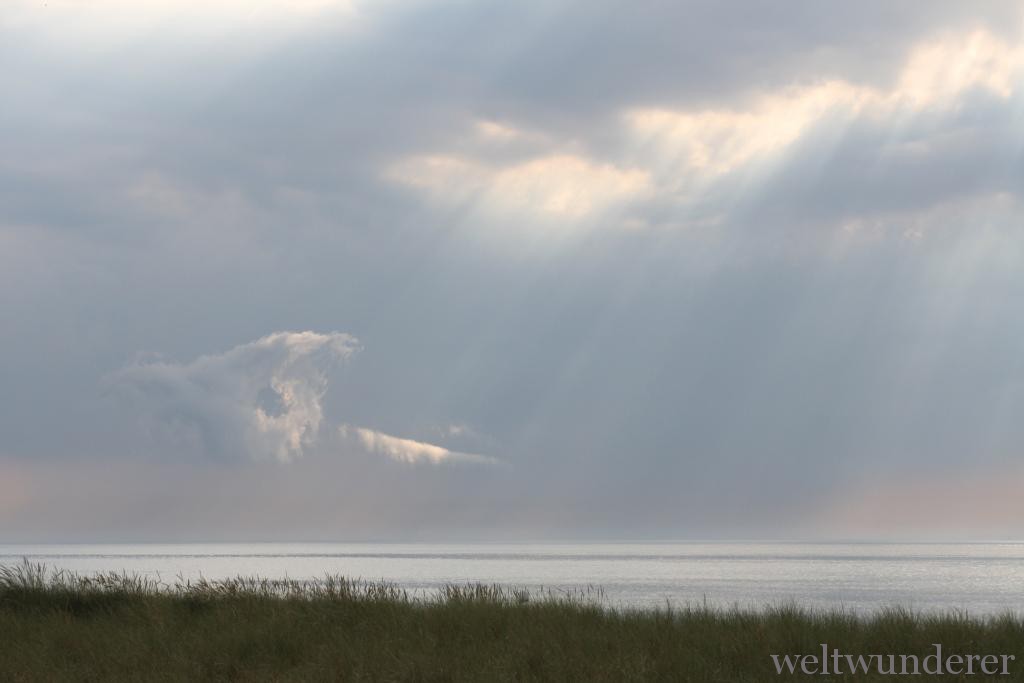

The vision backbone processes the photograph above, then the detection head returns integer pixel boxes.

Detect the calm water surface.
[3,543,1023,615]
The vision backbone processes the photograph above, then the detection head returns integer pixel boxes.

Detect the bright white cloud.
[388,153,650,223]
[112,331,359,462]
[897,29,1023,106]
[340,425,495,465]
[110,332,495,468]
[627,29,1024,185]
[387,28,1023,236]
[628,81,866,180]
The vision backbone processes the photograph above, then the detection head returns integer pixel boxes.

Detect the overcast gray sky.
[2,0,1024,541]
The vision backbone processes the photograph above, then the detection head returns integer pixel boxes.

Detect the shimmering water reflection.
[3,543,1023,614]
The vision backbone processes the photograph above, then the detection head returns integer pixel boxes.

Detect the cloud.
[626,28,1024,184]
[4,1,1024,540]
[387,153,650,223]
[112,331,358,462]
[474,120,527,143]
[382,25,1023,237]
[110,331,496,469]
[340,425,496,466]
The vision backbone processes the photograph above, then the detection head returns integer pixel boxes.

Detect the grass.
[2,561,1024,681]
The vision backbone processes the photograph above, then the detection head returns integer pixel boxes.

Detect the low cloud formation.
[340,425,496,466]
[112,331,358,462]
[111,331,495,468]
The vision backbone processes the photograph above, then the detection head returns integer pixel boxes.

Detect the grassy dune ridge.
[2,562,1024,681]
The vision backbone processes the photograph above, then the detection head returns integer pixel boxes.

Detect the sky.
[2,0,1024,541]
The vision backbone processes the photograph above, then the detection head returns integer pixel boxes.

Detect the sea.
[3,542,1023,615]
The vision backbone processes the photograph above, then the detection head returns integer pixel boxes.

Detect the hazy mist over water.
[5,543,1024,615]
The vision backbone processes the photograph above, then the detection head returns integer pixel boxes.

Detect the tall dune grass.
[2,561,1023,681]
